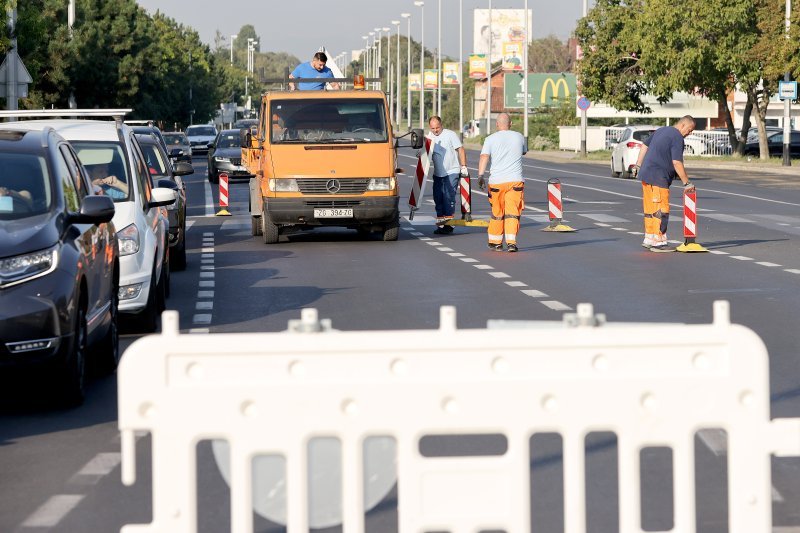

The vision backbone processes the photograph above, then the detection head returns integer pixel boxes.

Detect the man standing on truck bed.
[289,52,340,91]
[427,116,468,234]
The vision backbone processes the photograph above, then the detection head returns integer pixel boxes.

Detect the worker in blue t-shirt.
[289,52,340,91]
[633,115,696,252]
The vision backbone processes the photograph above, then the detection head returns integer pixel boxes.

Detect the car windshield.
[139,143,170,178]
[164,133,188,145]
[72,141,132,202]
[0,153,52,220]
[217,133,240,149]
[270,99,388,144]
[187,126,216,137]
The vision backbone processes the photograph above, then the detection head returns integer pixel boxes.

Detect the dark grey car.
[163,131,192,163]
[208,129,253,183]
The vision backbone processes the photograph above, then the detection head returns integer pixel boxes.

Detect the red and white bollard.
[676,189,707,252]
[216,172,231,216]
[542,178,575,232]
[459,173,472,221]
[408,137,432,220]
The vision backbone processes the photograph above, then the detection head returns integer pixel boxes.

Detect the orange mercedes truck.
[242,89,423,243]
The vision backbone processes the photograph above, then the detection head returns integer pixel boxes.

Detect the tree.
[528,36,573,73]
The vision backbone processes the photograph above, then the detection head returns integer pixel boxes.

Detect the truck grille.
[304,200,362,208]
[296,178,369,195]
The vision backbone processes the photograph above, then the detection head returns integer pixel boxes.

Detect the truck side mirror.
[410,128,424,149]
[240,128,251,148]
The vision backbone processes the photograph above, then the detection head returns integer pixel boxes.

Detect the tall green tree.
[528,36,574,73]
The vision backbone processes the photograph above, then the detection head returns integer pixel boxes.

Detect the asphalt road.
[1,150,799,532]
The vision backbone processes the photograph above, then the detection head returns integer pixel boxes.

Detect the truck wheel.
[382,223,399,242]
[251,215,262,236]
[261,208,279,244]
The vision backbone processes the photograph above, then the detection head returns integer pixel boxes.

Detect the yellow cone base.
[215,209,232,217]
[676,242,708,253]
[446,218,490,227]
[541,223,576,232]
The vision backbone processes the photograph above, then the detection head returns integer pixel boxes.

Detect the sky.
[135,0,587,61]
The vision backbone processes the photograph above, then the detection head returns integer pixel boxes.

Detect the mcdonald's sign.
[503,73,577,109]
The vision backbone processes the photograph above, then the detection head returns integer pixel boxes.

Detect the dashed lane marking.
[506,281,528,287]
[20,495,85,528]
[68,453,121,486]
[193,314,212,325]
[730,256,753,261]
[521,289,549,298]
[541,300,573,311]
[474,264,494,270]
[460,258,479,263]
[581,214,630,223]
[489,272,511,278]
[756,262,782,267]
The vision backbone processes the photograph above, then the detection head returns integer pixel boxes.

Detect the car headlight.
[0,245,58,287]
[117,223,140,256]
[269,178,299,192]
[214,156,230,162]
[367,178,395,191]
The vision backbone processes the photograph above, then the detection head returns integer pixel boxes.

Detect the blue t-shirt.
[480,130,527,184]
[291,62,334,90]
[639,126,685,188]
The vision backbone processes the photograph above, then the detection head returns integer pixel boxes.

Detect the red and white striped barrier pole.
[459,173,472,221]
[408,137,432,220]
[541,178,575,232]
[216,172,231,216]
[676,189,707,252]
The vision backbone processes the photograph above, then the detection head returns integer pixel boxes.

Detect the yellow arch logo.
[541,78,570,104]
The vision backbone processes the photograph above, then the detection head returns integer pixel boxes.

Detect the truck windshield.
[270,99,388,144]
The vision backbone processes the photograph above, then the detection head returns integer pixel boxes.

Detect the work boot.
[507,243,518,253]
[488,242,503,251]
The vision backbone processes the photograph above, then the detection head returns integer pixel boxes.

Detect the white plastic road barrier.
[118,303,800,533]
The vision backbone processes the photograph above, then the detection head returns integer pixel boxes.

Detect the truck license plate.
[314,208,353,218]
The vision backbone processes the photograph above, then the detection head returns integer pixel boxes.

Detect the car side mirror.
[71,195,115,225]
[149,187,176,208]
[207,142,215,149]
[410,128,424,149]
[172,162,194,176]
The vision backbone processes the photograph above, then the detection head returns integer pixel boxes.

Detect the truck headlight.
[269,178,299,192]
[0,245,58,286]
[117,223,140,256]
[367,178,394,191]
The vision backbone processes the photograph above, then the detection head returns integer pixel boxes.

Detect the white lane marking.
[522,289,549,298]
[193,314,212,325]
[541,300,572,311]
[628,231,644,235]
[612,227,628,232]
[410,232,424,236]
[189,328,210,334]
[201,253,214,259]
[460,258,479,263]
[785,269,800,274]
[402,215,436,224]
[204,179,214,217]
[185,220,195,231]
[490,272,511,278]
[709,250,730,255]
[199,280,215,288]
[756,262,782,267]
[200,272,215,278]
[203,232,214,237]
[200,265,214,271]
[196,301,213,310]
[448,252,465,257]
[506,281,528,287]
[593,222,612,227]
[201,247,214,253]
[201,258,214,264]
[427,241,443,246]
[418,237,432,241]
[437,247,454,252]
[69,453,121,485]
[21,494,85,528]
[704,213,753,223]
[197,291,214,298]
[474,264,494,270]
[697,428,727,456]
[730,255,753,261]
[581,214,629,223]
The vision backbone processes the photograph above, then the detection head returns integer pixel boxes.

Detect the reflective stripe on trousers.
[488,181,524,245]
[641,182,670,240]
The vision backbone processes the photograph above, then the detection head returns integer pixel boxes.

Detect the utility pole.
[783,0,792,166]
[486,0,492,135]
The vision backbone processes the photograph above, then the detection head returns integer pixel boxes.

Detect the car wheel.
[611,158,621,178]
[59,304,88,406]
[261,207,279,244]
[94,285,120,375]
[136,269,159,333]
[382,217,399,242]
[172,227,187,271]
[251,215,262,236]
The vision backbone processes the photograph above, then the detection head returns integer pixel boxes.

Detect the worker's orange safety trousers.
[641,183,670,245]
[488,181,524,245]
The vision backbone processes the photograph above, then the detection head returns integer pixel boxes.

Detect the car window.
[140,142,170,178]
[59,145,88,200]
[164,134,188,145]
[217,132,241,149]
[633,130,655,142]
[130,139,152,210]
[187,126,217,136]
[72,141,132,202]
[0,153,52,220]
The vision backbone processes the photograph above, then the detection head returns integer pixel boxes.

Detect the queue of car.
[0,110,190,406]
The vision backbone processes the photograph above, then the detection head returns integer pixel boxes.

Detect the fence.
[565,127,734,157]
[117,303,800,533]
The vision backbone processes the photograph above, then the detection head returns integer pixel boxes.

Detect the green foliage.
[528,35,574,73]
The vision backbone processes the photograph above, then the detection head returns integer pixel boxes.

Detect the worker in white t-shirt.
[427,116,468,234]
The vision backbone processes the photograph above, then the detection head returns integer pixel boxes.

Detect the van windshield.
[270,99,388,144]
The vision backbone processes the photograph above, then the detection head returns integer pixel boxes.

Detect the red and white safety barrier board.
[408,137,432,213]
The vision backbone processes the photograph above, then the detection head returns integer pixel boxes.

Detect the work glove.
[477,175,486,191]
[631,165,640,179]
[460,165,469,177]
[683,180,696,192]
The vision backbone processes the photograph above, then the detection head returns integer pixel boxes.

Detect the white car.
[610,125,658,178]
[11,113,175,332]
[185,124,217,156]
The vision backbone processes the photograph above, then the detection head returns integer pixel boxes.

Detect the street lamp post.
[230,34,237,65]
[383,27,391,92]
[375,27,382,90]
[361,36,369,77]
[523,0,528,142]
[486,0,492,135]
[393,20,402,128]
[414,1,425,129]
[402,13,411,129]
[459,0,463,140]
[437,0,442,117]
[783,0,792,166]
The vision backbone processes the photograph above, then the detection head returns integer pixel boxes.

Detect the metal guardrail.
[117,302,800,532]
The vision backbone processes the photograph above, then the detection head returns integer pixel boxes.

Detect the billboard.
[469,54,487,79]
[474,9,532,64]
[503,73,577,108]
[409,73,422,92]
[424,69,439,89]
[443,62,460,85]
[502,42,524,71]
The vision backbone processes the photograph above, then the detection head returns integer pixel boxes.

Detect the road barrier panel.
[677,189,708,253]
[118,302,799,533]
[542,178,576,232]
[408,138,431,220]
[215,172,231,217]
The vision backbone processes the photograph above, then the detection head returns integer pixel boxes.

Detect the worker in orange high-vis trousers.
[477,113,527,252]
[633,115,697,252]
